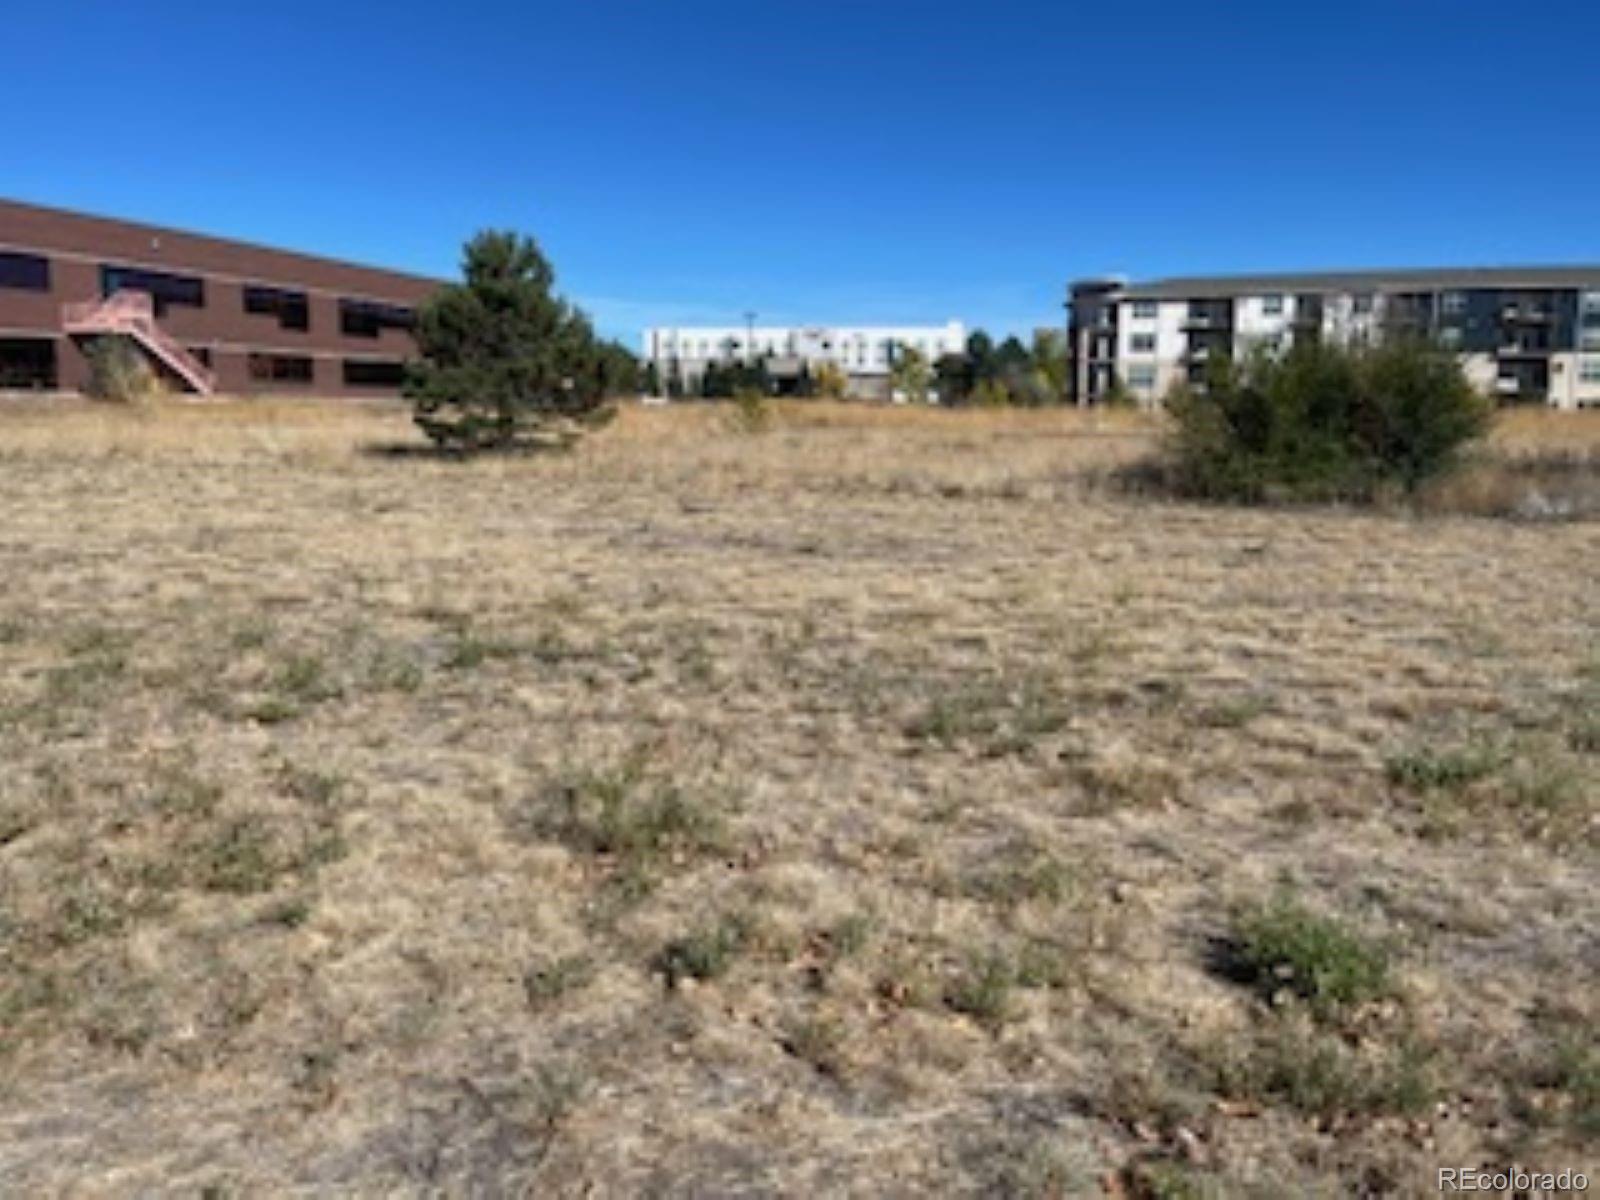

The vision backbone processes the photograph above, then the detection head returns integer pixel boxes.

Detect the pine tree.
[701,361,727,399]
[406,230,619,450]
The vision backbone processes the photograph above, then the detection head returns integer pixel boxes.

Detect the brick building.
[0,198,440,397]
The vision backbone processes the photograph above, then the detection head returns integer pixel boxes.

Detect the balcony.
[1497,341,1552,358]
[1501,305,1554,324]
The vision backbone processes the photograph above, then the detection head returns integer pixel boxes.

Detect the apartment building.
[1067,267,1600,409]
[0,197,440,397]
[643,321,966,397]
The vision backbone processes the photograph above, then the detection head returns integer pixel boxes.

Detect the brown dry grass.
[0,398,1596,1195]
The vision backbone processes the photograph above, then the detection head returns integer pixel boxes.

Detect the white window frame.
[1261,293,1285,316]
[1130,300,1158,320]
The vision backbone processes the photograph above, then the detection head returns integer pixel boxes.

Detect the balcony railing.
[1501,305,1554,324]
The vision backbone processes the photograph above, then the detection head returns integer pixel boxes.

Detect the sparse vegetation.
[0,399,1593,1193]
[1229,891,1392,1018]
[1385,740,1502,792]
[522,953,595,1008]
[944,948,1018,1028]
[903,669,1071,756]
[654,914,751,988]
[1212,1016,1437,1120]
[727,387,774,433]
[537,757,730,867]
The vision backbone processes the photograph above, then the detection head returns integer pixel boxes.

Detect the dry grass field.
[0,398,1595,1196]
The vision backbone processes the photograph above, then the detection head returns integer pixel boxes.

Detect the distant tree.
[1032,330,1069,405]
[642,360,661,397]
[794,362,816,398]
[406,230,617,450]
[814,361,848,399]
[890,345,933,404]
[973,377,1011,408]
[966,331,996,381]
[721,358,768,396]
[666,360,685,399]
[701,361,729,399]
[934,351,974,406]
[994,335,1032,379]
[597,339,640,395]
[753,356,772,395]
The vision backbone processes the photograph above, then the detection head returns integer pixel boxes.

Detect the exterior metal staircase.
[62,290,216,396]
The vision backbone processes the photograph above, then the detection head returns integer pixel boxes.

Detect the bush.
[813,362,848,400]
[972,378,1011,408]
[406,231,629,452]
[654,915,750,988]
[1230,892,1391,1018]
[727,388,773,434]
[1164,339,1489,502]
[85,338,160,404]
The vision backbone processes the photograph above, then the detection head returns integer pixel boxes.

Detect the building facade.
[643,321,966,398]
[1067,267,1600,410]
[0,198,440,398]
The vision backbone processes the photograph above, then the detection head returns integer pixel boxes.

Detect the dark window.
[342,359,406,388]
[339,298,415,338]
[0,252,50,292]
[100,264,204,315]
[243,284,310,332]
[247,354,314,384]
[187,347,213,368]
[0,337,57,388]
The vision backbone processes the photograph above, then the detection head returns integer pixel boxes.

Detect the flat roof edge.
[0,196,449,289]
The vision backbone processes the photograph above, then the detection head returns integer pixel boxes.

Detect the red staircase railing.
[62,291,216,396]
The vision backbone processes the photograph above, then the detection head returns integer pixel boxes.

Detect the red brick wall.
[0,198,442,397]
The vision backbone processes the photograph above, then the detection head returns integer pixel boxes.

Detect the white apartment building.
[643,321,966,397]
[1068,267,1600,409]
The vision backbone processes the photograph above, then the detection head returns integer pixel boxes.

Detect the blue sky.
[6,1,1599,346]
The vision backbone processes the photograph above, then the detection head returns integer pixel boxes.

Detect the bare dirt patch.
[0,400,1595,1194]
